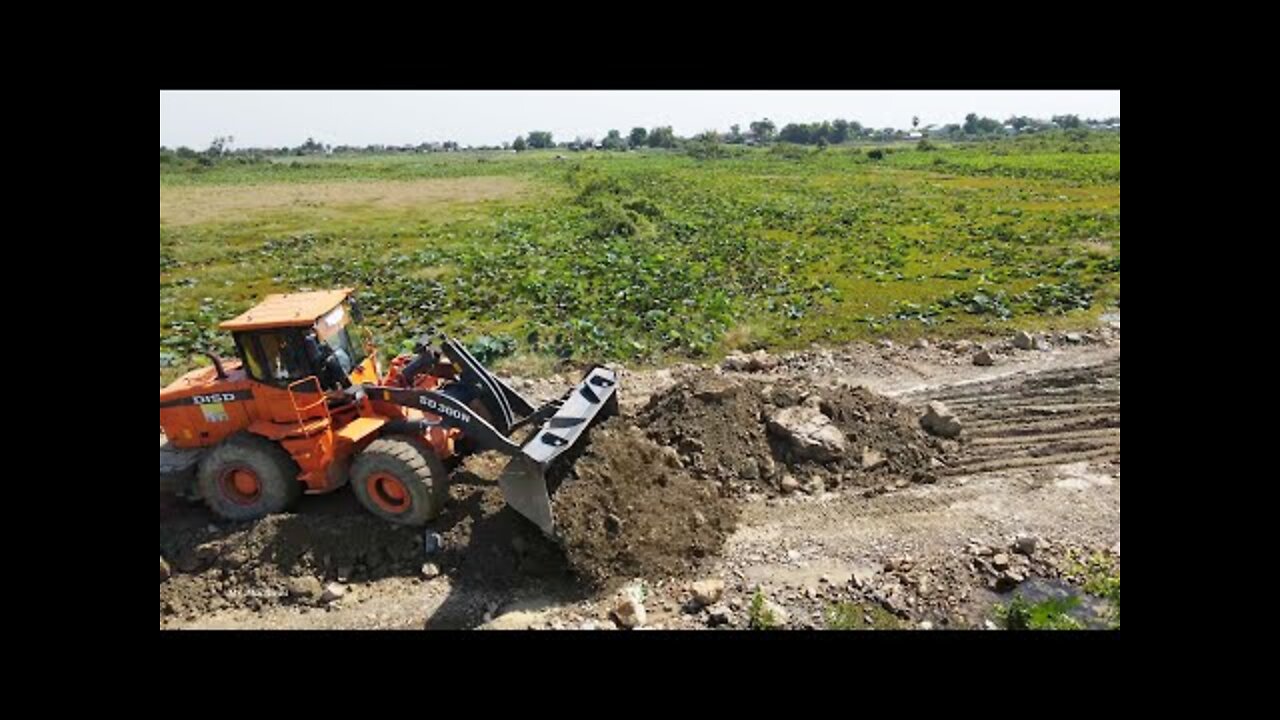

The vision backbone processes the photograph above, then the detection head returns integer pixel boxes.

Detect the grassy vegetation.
[160,132,1120,381]
[748,589,779,630]
[994,594,1085,630]
[825,601,903,630]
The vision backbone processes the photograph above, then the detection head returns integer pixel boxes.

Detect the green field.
[160,132,1120,381]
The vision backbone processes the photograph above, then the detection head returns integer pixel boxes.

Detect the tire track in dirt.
[907,357,1120,476]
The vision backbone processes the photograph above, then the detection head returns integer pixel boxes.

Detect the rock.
[659,446,682,468]
[992,553,1010,570]
[1014,534,1038,555]
[722,352,752,372]
[803,476,825,494]
[692,510,707,527]
[159,556,171,583]
[483,610,545,630]
[919,621,934,630]
[972,349,995,366]
[920,401,963,438]
[706,603,734,627]
[912,338,930,350]
[611,586,647,629]
[423,531,444,555]
[779,474,801,494]
[287,576,323,601]
[878,339,895,350]
[1013,331,1035,350]
[420,562,441,579]
[984,620,999,630]
[1065,332,1083,343]
[766,405,847,461]
[689,579,726,607]
[861,447,887,470]
[604,513,623,534]
[786,549,801,562]
[954,340,973,352]
[321,583,346,603]
[929,456,948,470]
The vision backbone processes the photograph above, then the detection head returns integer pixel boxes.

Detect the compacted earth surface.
[160,317,1120,630]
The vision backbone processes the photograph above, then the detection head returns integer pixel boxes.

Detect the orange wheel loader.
[159,288,618,535]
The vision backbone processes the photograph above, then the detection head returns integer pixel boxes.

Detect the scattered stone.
[1013,331,1035,350]
[420,562,441,579]
[1014,534,1038,555]
[786,549,801,562]
[780,474,801,494]
[920,401,962,438]
[321,583,346,603]
[658,446,682,468]
[611,586,647,629]
[160,556,171,583]
[972,349,995,366]
[984,620,999,630]
[706,603,734,627]
[878,339,895,350]
[992,553,1010,570]
[803,476,825,494]
[861,447,887,470]
[286,576,323,601]
[689,578,726,607]
[1065,332,1083,343]
[912,338,930,350]
[766,405,847,461]
[919,620,934,630]
[929,456,948,470]
[954,340,973,353]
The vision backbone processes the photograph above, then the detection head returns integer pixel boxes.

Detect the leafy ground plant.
[995,594,1084,630]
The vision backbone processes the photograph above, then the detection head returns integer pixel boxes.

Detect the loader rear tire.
[197,433,302,522]
[350,436,449,527]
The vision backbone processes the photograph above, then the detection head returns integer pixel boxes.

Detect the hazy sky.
[160,90,1120,149]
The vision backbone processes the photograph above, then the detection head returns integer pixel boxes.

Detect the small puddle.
[997,577,1113,629]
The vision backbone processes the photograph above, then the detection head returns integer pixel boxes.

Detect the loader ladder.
[286,376,332,435]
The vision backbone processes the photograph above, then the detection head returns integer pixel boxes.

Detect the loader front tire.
[197,433,302,522]
[350,436,448,527]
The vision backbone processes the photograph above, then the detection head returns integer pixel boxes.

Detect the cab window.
[235,330,312,385]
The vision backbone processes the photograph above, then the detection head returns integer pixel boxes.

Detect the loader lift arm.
[363,364,619,534]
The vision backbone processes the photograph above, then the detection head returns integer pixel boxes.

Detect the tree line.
[160,112,1119,164]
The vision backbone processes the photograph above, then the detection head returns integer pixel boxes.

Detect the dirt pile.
[635,371,942,493]
[552,419,739,589]
[160,510,423,619]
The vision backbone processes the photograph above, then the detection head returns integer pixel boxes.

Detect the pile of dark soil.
[159,506,422,619]
[552,419,739,590]
[636,372,942,492]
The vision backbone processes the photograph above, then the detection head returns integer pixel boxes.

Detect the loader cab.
[220,289,372,391]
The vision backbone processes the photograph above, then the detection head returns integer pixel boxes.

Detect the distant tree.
[207,135,234,156]
[647,126,676,148]
[726,124,744,144]
[602,129,626,150]
[831,119,850,144]
[629,127,648,148]
[526,131,554,149]
[749,119,777,144]
[778,123,811,144]
[1052,114,1083,129]
[962,113,1002,135]
[513,135,528,152]
[912,116,920,130]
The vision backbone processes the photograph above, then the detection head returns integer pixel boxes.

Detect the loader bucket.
[496,366,619,535]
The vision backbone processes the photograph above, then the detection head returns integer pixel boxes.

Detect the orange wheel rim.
[367,473,411,514]
[219,466,261,506]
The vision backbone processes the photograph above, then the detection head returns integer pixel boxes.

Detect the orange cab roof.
[220,289,354,331]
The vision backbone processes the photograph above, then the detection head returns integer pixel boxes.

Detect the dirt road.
[161,323,1119,630]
